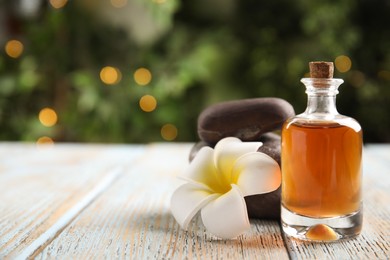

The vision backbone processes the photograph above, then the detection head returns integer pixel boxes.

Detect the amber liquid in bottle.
[282,119,362,218]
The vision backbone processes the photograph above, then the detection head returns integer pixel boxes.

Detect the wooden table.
[0,142,389,259]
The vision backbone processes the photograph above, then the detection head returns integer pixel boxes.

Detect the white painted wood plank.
[37,143,290,259]
[0,143,145,258]
[283,145,390,259]
[16,167,123,260]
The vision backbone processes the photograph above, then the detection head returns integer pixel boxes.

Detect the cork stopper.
[309,61,334,78]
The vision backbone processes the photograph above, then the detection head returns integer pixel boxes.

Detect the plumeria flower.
[170,137,281,239]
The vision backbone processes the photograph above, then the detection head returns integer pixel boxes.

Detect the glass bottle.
[281,61,362,241]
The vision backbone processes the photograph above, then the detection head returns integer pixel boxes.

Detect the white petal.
[183,146,226,192]
[233,152,281,197]
[171,182,219,230]
[201,184,250,239]
[214,137,262,183]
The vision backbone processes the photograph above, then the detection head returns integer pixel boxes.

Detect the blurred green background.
[0,0,389,144]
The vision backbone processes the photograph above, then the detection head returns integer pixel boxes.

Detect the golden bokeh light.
[110,0,128,8]
[139,95,157,112]
[39,108,58,127]
[134,68,152,86]
[49,0,68,9]
[335,55,352,73]
[5,40,24,58]
[36,136,54,147]
[161,124,178,141]
[100,66,121,85]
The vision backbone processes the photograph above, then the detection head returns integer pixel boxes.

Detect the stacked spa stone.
[191,98,295,219]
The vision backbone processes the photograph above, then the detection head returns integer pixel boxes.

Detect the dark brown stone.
[197,98,294,144]
[257,132,281,165]
[245,186,281,220]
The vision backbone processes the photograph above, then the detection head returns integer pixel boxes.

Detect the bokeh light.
[100,66,121,85]
[378,70,390,81]
[36,136,54,147]
[134,68,152,86]
[139,95,157,112]
[5,40,24,58]
[49,0,68,9]
[335,55,352,73]
[110,0,128,8]
[39,108,58,127]
[161,124,178,141]
[348,71,365,88]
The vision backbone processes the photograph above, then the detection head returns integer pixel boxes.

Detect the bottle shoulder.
[283,114,361,132]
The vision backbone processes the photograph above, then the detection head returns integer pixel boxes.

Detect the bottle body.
[281,78,363,241]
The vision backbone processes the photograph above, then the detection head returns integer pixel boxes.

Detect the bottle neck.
[301,78,344,118]
[305,94,338,115]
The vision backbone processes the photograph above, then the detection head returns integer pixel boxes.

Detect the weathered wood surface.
[0,143,389,259]
[0,143,144,258]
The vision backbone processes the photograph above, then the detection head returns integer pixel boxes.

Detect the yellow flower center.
[209,169,233,194]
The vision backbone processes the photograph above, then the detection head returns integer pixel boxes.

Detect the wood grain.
[36,143,289,259]
[283,145,390,260]
[0,143,145,258]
